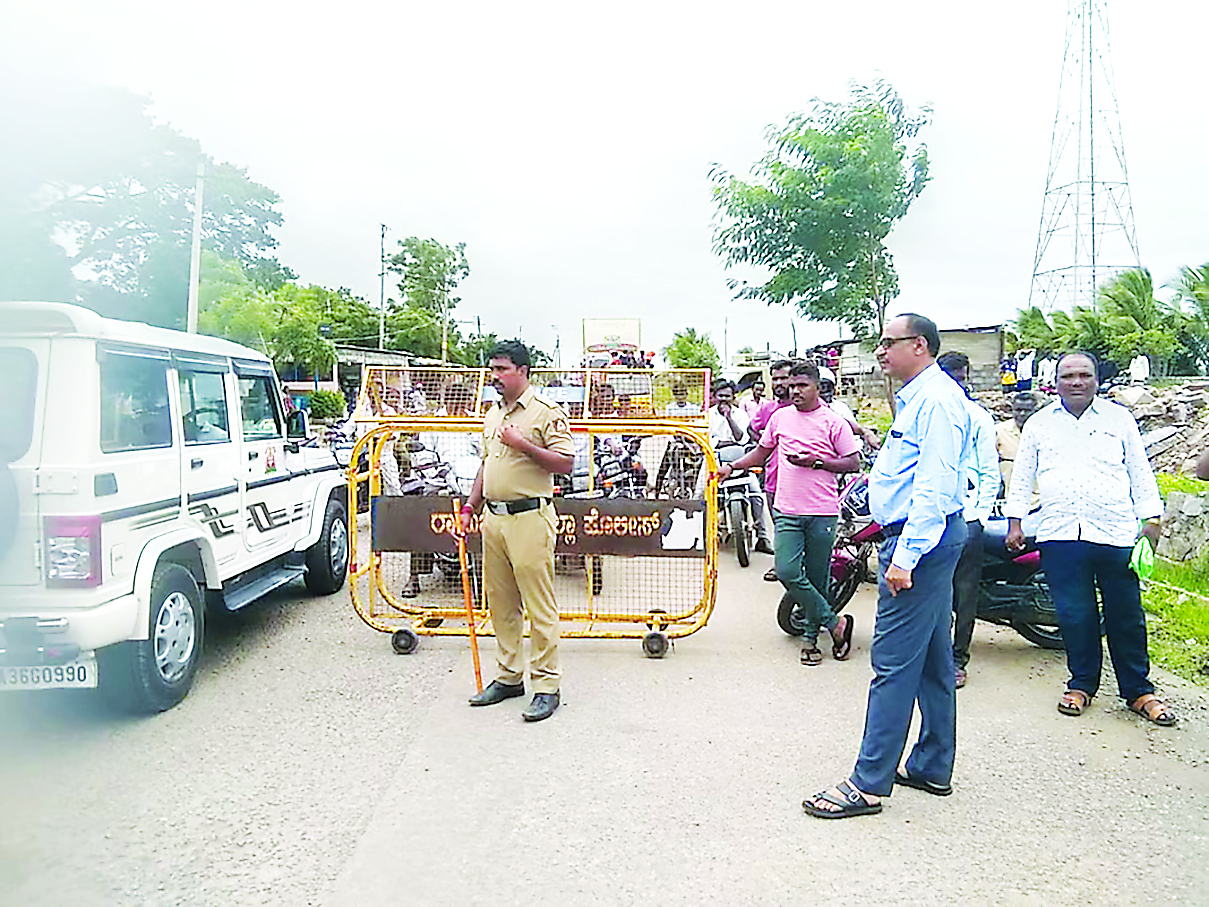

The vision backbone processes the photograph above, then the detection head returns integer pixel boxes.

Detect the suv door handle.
[191,458,204,470]
[248,452,259,460]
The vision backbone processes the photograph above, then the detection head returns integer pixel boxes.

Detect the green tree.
[387,237,469,313]
[711,80,930,337]
[663,328,721,371]
[0,77,283,328]
[384,237,470,362]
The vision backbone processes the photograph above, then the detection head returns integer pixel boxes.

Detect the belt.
[881,511,963,540]
[485,497,551,515]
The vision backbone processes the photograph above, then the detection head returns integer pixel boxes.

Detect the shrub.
[309,389,347,420]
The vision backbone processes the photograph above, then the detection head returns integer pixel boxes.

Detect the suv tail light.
[45,515,102,587]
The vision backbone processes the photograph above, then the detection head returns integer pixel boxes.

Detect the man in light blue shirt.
[938,352,999,689]
[804,313,972,819]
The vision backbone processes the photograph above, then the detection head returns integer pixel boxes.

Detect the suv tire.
[102,563,205,714]
[305,496,349,595]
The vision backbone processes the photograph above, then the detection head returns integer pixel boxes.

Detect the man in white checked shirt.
[1005,352,1175,727]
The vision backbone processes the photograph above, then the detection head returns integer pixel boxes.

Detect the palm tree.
[1097,268,1177,375]
[1173,263,1209,319]
[1012,306,1058,354]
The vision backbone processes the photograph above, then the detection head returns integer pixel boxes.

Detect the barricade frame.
[345,406,722,656]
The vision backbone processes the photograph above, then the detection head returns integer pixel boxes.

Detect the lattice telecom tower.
[1029,0,1140,312]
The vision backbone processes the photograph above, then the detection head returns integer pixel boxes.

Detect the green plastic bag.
[1130,532,1155,579]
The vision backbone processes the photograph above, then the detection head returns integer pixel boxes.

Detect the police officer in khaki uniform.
[460,341,574,722]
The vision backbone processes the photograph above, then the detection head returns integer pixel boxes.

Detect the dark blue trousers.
[851,513,966,797]
[1039,540,1154,702]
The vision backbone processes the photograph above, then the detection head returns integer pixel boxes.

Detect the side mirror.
[287,409,309,440]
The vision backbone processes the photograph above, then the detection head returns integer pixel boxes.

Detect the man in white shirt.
[663,383,702,417]
[1005,352,1175,727]
[938,352,1000,689]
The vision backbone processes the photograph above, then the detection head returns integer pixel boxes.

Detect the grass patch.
[1145,556,1209,685]
[1156,472,1209,498]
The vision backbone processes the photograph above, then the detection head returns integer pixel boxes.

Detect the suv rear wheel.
[102,563,204,713]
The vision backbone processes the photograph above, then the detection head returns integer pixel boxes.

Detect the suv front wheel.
[102,563,205,713]
[305,495,349,595]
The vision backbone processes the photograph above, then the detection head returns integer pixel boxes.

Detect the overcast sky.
[4,0,1207,366]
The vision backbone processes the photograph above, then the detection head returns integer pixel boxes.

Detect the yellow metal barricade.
[344,366,719,657]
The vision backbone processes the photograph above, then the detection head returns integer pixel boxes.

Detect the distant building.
[827,324,1005,398]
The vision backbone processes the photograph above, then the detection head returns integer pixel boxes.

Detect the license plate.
[0,655,98,691]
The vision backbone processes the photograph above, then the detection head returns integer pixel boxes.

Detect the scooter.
[777,476,1063,649]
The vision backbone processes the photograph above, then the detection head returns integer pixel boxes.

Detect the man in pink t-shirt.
[720,362,861,664]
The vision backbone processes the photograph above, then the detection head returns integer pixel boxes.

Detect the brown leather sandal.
[1057,689,1092,716]
[1128,693,1176,726]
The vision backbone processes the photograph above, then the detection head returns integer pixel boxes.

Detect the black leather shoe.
[468,680,525,706]
[755,540,774,555]
[521,691,560,722]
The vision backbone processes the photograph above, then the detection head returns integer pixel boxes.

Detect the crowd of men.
[382,325,1176,818]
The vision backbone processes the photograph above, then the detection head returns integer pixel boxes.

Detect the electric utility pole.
[378,224,388,350]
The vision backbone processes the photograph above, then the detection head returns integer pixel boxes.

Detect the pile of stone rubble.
[975,382,1209,474]
[1111,383,1209,475]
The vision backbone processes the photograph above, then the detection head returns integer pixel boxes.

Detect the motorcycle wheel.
[829,565,862,613]
[729,497,750,568]
[777,592,804,636]
[830,542,871,612]
[1010,575,1065,650]
[1010,620,1065,650]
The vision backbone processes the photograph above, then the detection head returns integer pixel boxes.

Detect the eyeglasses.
[876,334,922,350]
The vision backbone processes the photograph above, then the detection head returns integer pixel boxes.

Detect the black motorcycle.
[978,518,1063,649]
[778,505,1064,650]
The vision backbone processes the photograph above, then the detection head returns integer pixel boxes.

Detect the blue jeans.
[772,510,837,641]
[1039,541,1154,702]
[851,513,966,797]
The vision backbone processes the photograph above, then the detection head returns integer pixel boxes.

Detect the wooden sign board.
[372,496,706,558]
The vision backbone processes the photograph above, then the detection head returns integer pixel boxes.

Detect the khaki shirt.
[995,419,1021,489]
[482,385,575,501]
[996,418,1039,508]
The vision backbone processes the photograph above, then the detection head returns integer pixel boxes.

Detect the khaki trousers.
[481,503,561,693]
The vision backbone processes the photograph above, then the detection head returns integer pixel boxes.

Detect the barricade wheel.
[777,592,805,637]
[642,631,669,659]
[391,628,420,655]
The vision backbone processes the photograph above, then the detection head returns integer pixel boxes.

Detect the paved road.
[3,554,1208,906]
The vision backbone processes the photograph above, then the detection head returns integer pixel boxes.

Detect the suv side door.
[175,354,242,571]
[234,362,293,554]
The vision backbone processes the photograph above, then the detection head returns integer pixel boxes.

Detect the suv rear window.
[0,346,37,462]
[100,354,173,453]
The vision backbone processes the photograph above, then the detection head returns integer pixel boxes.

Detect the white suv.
[0,302,349,712]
